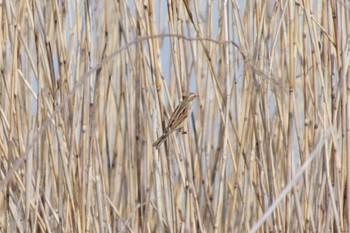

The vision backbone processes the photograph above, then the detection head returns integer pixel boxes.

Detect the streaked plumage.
[153,93,197,150]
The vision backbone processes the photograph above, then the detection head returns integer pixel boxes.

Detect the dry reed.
[0,0,349,232]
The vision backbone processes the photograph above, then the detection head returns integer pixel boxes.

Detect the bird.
[153,93,197,150]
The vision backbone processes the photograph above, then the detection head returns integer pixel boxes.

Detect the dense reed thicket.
[0,0,349,232]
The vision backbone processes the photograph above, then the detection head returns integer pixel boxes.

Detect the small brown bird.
[153,93,197,150]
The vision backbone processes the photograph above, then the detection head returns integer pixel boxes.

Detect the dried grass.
[0,0,349,232]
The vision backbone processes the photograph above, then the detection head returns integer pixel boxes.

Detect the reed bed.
[0,0,349,232]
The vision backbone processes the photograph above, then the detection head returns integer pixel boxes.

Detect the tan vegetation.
[0,0,349,232]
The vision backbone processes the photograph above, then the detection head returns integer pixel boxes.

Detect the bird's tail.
[153,133,168,150]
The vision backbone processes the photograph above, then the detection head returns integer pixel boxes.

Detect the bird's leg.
[179,127,187,134]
